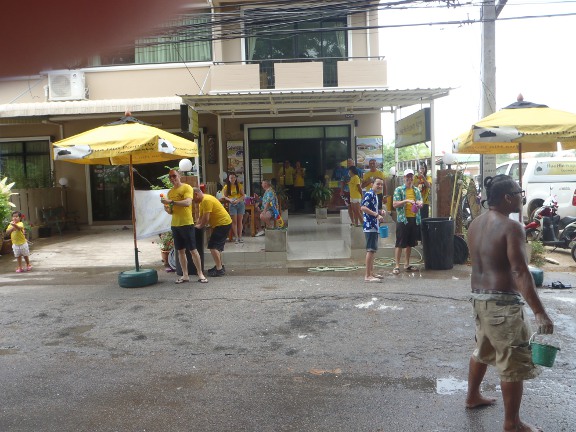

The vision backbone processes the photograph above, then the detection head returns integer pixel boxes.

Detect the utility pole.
[480,0,507,198]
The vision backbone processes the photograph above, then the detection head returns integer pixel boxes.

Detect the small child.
[5,211,32,273]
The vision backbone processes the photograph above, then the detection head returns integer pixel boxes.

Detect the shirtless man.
[466,174,554,432]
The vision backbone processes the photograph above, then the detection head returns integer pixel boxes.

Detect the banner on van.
[534,160,576,176]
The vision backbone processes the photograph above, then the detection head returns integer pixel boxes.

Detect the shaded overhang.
[180,88,451,117]
[0,96,183,124]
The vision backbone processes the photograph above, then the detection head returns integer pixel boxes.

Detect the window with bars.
[246,16,348,88]
[0,140,52,188]
[85,13,212,67]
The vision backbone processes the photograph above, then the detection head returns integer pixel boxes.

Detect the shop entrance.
[247,125,351,213]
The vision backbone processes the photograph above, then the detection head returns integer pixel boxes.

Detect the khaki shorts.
[472,294,539,382]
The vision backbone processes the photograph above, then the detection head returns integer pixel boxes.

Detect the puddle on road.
[355,297,404,311]
[436,377,468,395]
[0,346,19,355]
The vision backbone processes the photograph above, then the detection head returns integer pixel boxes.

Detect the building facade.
[0,0,448,225]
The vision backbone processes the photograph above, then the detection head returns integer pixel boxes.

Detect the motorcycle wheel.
[571,243,576,263]
[525,229,540,241]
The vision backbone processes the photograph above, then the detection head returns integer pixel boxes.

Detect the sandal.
[198,278,209,284]
[175,277,190,284]
[15,268,24,273]
[372,274,384,279]
[392,267,400,275]
[404,265,418,272]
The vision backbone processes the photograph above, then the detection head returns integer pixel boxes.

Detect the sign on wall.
[395,108,431,148]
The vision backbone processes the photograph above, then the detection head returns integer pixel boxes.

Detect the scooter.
[527,197,576,262]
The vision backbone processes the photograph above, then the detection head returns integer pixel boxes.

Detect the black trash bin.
[175,227,205,276]
[420,218,454,270]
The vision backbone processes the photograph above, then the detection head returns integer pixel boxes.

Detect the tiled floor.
[221,213,397,268]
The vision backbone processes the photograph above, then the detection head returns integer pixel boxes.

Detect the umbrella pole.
[129,156,140,271]
[518,144,523,222]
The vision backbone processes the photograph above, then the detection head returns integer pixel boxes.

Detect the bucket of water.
[530,333,560,367]
[379,225,389,239]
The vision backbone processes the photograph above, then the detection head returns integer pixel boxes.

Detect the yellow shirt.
[200,194,232,228]
[279,166,295,186]
[405,188,416,217]
[362,170,385,191]
[7,222,27,246]
[294,168,305,187]
[349,175,362,199]
[168,183,194,226]
[222,183,244,200]
[417,175,432,204]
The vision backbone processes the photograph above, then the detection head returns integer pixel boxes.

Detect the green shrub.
[530,240,546,267]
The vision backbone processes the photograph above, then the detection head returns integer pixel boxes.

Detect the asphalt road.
[1,264,575,432]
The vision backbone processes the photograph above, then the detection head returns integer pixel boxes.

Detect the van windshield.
[509,162,527,182]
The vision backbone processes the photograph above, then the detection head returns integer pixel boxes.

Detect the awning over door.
[180,88,450,116]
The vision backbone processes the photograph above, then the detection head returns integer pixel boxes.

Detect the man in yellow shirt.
[193,188,233,277]
[361,158,387,210]
[161,169,207,284]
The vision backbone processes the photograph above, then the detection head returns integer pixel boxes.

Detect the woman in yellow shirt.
[293,161,306,211]
[348,166,363,226]
[222,172,246,243]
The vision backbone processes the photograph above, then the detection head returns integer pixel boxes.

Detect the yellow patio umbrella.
[53,114,198,286]
[453,96,576,185]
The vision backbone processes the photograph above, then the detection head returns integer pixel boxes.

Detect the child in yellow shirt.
[5,211,32,273]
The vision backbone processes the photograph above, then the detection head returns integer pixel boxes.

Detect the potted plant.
[1,177,17,253]
[158,231,174,272]
[275,185,290,223]
[310,182,332,220]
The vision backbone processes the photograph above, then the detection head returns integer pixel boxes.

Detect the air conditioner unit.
[48,71,87,101]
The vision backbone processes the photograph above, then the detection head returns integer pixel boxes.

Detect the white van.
[495,157,576,220]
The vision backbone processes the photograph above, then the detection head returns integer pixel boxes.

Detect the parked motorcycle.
[526,196,576,262]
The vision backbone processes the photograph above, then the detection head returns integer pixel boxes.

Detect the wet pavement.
[0,228,575,431]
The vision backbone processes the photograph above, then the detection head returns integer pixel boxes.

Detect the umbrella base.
[118,268,158,288]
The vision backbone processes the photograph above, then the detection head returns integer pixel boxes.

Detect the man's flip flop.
[404,265,418,272]
[175,278,190,284]
[372,274,384,279]
[392,267,400,275]
[198,278,208,283]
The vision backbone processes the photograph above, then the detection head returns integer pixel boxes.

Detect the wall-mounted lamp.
[58,177,69,187]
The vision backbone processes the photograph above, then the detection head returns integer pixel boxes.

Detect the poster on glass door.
[356,136,383,171]
[226,141,245,183]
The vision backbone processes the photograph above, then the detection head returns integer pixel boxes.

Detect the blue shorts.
[365,231,379,252]
[171,225,197,251]
[229,201,245,215]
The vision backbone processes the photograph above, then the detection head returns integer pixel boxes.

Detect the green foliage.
[275,185,290,210]
[310,182,332,208]
[152,165,179,190]
[529,240,546,267]
[382,142,431,173]
[0,177,17,229]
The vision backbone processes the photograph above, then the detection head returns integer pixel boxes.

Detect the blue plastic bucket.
[379,225,389,238]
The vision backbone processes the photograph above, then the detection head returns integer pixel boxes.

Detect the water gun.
[160,193,173,213]
[271,206,284,227]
